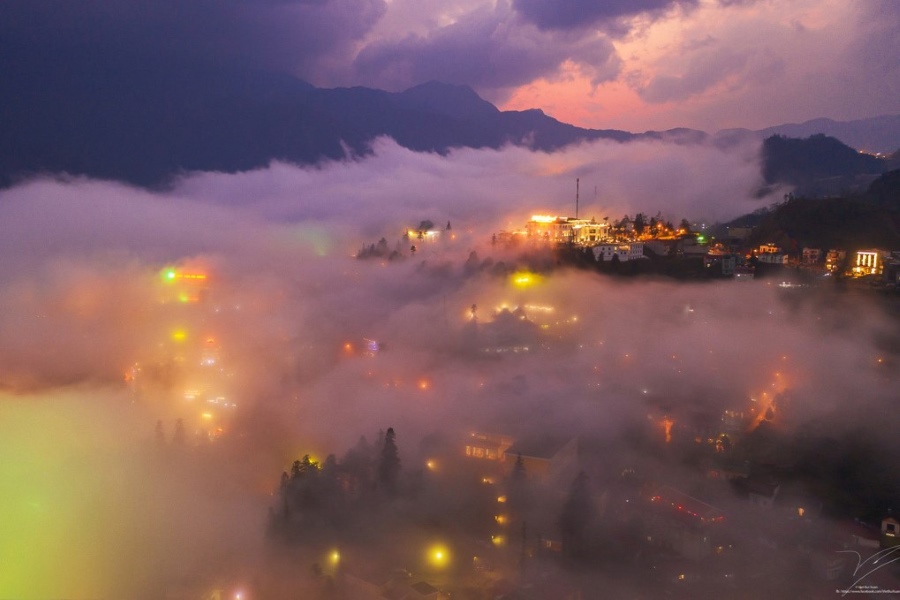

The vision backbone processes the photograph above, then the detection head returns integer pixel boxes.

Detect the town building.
[801,247,821,264]
[757,252,788,265]
[825,249,847,272]
[591,242,644,262]
[525,215,610,245]
[464,432,514,461]
[644,484,725,560]
[504,436,579,482]
[853,248,890,276]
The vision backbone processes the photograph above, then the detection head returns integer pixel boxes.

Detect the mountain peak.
[394,80,499,121]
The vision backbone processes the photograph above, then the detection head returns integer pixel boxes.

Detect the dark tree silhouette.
[634,213,646,234]
[173,418,186,446]
[511,453,526,482]
[378,427,401,494]
[559,471,595,560]
[508,453,533,519]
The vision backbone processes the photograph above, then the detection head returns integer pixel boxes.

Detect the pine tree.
[559,471,595,560]
[378,427,401,494]
[173,418,186,446]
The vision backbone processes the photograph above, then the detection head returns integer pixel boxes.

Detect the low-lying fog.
[0,137,895,598]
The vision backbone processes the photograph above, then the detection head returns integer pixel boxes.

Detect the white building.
[853,248,890,276]
[757,252,788,265]
[525,215,609,245]
[592,242,644,262]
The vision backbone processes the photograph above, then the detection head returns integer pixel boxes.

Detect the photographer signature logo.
[836,546,900,595]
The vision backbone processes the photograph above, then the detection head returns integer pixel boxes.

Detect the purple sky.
[2,0,898,131]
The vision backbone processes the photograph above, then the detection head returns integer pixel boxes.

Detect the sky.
[2,0,897,132]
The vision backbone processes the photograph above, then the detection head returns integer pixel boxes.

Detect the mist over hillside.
[1,148,898,597]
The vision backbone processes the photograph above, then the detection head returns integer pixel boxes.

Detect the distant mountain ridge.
[759,133,892,197]
[717,115,900,155]
[0,48,897,190]
[0,52,638,188]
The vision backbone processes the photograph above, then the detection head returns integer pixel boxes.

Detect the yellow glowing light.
[428,544,450,568]
[330,550,340,564]
[201,412,213,420]
[510,271,541,288]
[495,514,507,525]
[497,495,507,503]
[530,215,558,223]
[171,330,187,342]
[491,535,505,546]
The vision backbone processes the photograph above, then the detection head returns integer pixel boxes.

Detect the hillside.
[760,134,889,197]
[0,51,637,189]
[734,169,900,252]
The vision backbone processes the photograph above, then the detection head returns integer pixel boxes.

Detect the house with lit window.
[464,432,514,461]
[825,249,847,272]
[643,484,725,560]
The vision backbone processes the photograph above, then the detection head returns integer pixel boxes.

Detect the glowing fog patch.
[510,271,542,288]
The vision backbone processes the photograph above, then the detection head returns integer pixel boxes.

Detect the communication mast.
[575,178,580,219]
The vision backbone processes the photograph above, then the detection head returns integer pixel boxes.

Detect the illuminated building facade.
[525,215,609,245]
[465,432,514,460]
[853,248,888,276]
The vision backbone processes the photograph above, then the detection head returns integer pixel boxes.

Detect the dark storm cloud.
[353,3,620,94]
[0,0,386,77]
[511,0,697,32]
